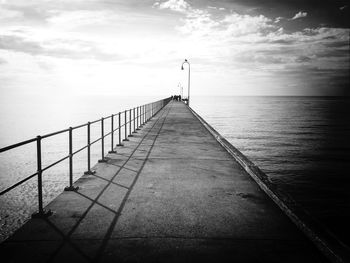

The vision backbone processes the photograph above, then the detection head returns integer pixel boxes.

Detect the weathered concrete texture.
[1,102,326,262]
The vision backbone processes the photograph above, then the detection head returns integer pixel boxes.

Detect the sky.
[0,0,349,97]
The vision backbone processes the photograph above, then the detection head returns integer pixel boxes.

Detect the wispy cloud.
[0,5,22,19]
[47,10,116,28]
[153,0,190,13]
[0,57,7,64]
[0,34,123,61]
[291,11,307,20]
[274,17,284,23]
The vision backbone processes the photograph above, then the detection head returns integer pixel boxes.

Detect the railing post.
[84,122,95,175]
[139,106,141,126]
[32,136,52,218]
[149,104,151,120]
[128,109,133,137]
[98,117,107,163]
[65,127,78,191]
[136,106,141,130]
[133,108,137,133]
[140,106,142,126]
[139,106,142,127]
[108,114,116,154]
[123,110,129,141]
[117,112,123,146]
[143,105,145,125]
[145,105,147,123]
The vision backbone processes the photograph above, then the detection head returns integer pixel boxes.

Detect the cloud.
[207,6,225,11]
[0,0,348,96]
[291,11,307,20]
[295,55,312,63]
[169,1,349,80]
[274,17,284,23]
[176,5,275,40]
[339,5,347,10]
[0,6,22,19]
[0,35,43,55]
[0,57,7,64]
[222,14,274,37]
[0,34,122,61]
[153,0,190,13]
[47,10,116,28]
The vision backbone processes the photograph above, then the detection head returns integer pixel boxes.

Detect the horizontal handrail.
[0,102,163,152]
[0,97,172,218]
[0,137,37,153]
[0,171,38,195]
[42,155,70,173]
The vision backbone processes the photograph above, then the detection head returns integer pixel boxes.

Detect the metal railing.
[0,97,171,218]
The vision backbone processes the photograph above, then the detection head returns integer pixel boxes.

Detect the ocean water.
[1,95,349,248]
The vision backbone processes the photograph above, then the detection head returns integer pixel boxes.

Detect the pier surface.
[1,101,326,262]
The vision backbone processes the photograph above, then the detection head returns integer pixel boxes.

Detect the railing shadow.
[24,103,172,262]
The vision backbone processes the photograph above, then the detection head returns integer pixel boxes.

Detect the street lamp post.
[181,59,190,106]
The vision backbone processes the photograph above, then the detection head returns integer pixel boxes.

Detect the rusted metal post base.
[98,159,108,163]
[31,209,52,218]
[108,150,117,153]
[123,138,129,141]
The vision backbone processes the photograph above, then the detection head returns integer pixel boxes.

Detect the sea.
[0,95,349,248]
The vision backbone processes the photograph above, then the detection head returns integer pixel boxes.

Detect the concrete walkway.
[1,101,326,262]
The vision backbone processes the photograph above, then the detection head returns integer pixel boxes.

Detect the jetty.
[1,101,328,262]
